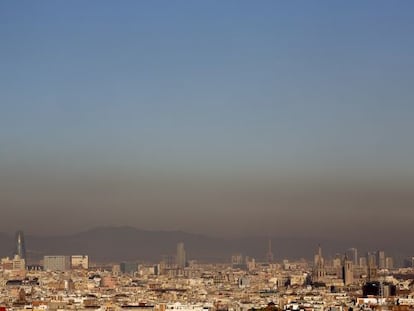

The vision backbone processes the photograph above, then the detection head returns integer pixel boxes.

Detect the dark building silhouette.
[363,281,396,298]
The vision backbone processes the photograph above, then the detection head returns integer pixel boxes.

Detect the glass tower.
[15,230,26,260]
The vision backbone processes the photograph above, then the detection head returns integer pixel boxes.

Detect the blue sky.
[1,1,414,236]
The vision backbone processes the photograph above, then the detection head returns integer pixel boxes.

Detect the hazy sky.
[1,1,413,239]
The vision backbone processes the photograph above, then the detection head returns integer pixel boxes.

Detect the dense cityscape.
[2,1,414,311]
[1,231,414,311]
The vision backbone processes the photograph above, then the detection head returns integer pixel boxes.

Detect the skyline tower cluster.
[310,244,403,288]
[2,228,410,275]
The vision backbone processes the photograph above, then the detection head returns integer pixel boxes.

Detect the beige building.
[1,255,25,272]
[71,255,89,269]
[43,255,71,271]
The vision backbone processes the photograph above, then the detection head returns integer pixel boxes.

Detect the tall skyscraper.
[266,239,274,263]
[367,252,377,268]
[377,250,386,269]
[15,230,26,261]
[176,242,186,269]
[367,252,378,281]
[346,248,358,266]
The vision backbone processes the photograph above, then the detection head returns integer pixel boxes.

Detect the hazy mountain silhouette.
[0,227,411,264]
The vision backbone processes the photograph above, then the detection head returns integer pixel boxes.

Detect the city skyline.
[1,231,413,310]
[0,227,412,266]
[1,1,414,240]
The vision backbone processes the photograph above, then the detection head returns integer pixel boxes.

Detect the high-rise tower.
[346,248,358,266]
[377,250,386,269]
[176,242,186,269]
[266,239,274,263]
[367,252,378,281]
[15,230,26,261]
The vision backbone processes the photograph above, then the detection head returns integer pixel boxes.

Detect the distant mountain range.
[0,226,412,265]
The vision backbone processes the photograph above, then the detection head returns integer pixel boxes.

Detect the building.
[367,252,377,268]
[43,256,71,271]
[385,256,394,269]
[1,255,25,272]
[231,253,243,266]
[359,256,367,268]
[266,239,274,263]
[71,255,89,269]
[377,250,386,269]
[313,245,326,283]
[367,255,378,282]
[231,253,247,269]
[238,275,250,288]
[176,242,186,269]
[333,255,342,277]
[15,230,26,262]
[161,255,176,269]
[346,248,358,266]
[363,281,397,298]
[403,257,414,268]
[342,258,353,285]
[120,262,138,275]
